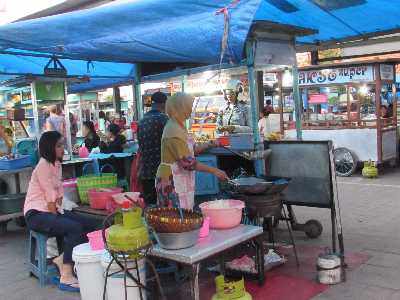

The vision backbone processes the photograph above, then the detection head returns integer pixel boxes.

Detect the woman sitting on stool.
[24,131,98,292]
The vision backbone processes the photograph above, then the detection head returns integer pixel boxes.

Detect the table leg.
[190,263,200,300]
[219,255,225,275]
[15,173,20,193]
[254,236,265,286]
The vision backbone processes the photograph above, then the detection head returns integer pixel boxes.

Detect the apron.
[160,137,195,210]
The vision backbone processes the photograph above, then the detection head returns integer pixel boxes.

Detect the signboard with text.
[299,66,374,86]
[379,64,394,81]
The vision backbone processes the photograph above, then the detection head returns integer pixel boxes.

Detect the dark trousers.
[140,179,157,206]
[25,210,99,264]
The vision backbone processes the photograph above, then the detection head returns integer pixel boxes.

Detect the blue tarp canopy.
[0,0,262,64]
[0,50,134,92]
[255,0,400,45]
[0,0,398,65]
[0,0,398,91]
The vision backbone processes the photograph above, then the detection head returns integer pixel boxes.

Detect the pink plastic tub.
[199,200,245,229]
[87,230,104,250]
[88,187,123,210]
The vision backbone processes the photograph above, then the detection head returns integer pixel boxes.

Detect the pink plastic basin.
[87,230,104,250]
[199,199,244,229]
[88,187,123,210]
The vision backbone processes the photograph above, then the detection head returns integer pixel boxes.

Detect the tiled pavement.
[2,168,400,299]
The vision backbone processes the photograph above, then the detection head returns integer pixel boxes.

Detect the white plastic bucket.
[72,243,106,300]
[101,252,147,300]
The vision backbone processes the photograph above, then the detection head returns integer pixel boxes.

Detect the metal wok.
[227,176,290,195]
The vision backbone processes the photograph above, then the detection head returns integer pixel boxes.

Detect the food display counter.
[279,61,398,176]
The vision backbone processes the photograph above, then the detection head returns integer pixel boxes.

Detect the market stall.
[1,0,399,297]
[283,61,398,176]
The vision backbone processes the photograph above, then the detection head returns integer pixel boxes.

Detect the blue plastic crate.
[229,133,254,150]
[0,155,32,170]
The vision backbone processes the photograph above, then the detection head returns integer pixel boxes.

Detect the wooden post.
[292,64,302,139]
[134,64,143,120]
[375,64,382,162]
[346,85,351,127]
[64,81,73,155]
[277,72,284,134]
[113,86,121,115]
[256,71,264,114]
[30,81,40,140]
[391,64,397,127]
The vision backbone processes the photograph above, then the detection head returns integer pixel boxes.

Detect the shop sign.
[184,78,228,94]
[298,66,374,86]
[380,64,394,81]
[35,81,65,101]
[167,82,182,94]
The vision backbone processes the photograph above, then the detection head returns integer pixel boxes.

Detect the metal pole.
[30,81,40,140]
[135,64,143,120]
[64,81,73,155]
[246,41,265,176]
[292,64,302,140]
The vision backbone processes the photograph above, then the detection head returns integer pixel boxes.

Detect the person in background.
[156,93,228,210]
[46,105,66,136]
[24,131,98,292]
[69,112,78,146]
[100,123,126,153]
[100,123,126,179]
[387,103,393,118]
[265,99,274,114]
[137,92,169,206]
[217,79,250,133]
[258,107,271,139]
[98,111,108,133]
[82,121,100,152]
[381,105,389,118]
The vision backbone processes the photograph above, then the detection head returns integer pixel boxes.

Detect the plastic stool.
[28,231,58,286]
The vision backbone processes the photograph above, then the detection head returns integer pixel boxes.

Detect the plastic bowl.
[199,199,244,229]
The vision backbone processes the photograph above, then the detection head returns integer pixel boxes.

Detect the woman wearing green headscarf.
[156,93,228,209]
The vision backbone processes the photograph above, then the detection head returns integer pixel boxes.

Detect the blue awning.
[255,0,400,45]
[0,0,397,92]
[0,0,262,64]
[0,50,134,92]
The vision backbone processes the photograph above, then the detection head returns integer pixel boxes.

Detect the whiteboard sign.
[380,64,394,81]
[299,66,374,86]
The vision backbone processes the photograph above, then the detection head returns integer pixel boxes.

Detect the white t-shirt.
[258,117,272,138]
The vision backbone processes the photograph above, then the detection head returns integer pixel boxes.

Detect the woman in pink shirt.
[24,131,97,292]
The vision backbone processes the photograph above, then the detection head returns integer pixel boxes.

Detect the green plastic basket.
[77,164,117,205]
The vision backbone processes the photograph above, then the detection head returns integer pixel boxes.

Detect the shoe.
[58,282,80,293]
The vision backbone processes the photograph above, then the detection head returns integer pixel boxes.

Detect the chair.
[28,231,59,286]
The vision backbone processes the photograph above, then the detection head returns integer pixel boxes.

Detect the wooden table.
[72,205,109,224]
[149,225,265,300]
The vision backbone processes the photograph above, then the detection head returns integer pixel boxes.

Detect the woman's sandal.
[58,282,80,293]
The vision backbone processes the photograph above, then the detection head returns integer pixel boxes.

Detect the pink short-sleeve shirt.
[24,158,63,215]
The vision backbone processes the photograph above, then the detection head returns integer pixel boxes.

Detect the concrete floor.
[1,169,400,299]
